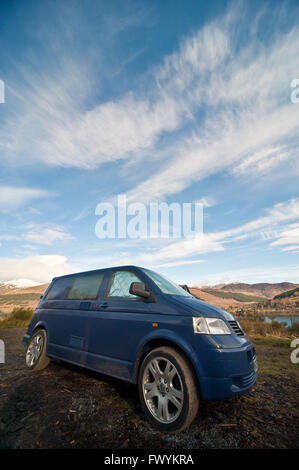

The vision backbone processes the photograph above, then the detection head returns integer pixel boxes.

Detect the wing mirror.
[129,281,151,299]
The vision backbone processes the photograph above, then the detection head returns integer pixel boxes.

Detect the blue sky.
[0,0,299,285]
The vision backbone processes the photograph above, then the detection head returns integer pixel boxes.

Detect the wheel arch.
[30,321,49,343]
[133,335,202,398]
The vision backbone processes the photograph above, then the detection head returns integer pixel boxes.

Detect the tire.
[25,329,51,371]
[138,346,199,432]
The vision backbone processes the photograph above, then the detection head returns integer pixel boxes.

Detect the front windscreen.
[142,268,192,297]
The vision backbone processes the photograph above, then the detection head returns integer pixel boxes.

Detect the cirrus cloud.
[0,186,53,212]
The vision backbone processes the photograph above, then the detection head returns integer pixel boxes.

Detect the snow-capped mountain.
[0,279,42,289]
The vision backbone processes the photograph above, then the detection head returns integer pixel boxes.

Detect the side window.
[66,272,105,300]
[46,277,73,300]
[106,271,142,300]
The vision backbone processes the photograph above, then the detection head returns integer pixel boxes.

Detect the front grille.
[228,320,244,336]
[232,370,256,389]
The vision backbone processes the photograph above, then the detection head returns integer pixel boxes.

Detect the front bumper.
[200,365,257,400]
[196,342,257,400]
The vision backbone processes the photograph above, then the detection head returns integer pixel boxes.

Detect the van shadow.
[51,359,141,414]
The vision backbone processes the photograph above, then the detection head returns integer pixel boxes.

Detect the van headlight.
[192,317,231,335]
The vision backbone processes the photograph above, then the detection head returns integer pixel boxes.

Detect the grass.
[249,335,291,347]
[0,293,41,305]
[239,318,299,338]
[202,290,268,303]
[0,307,33,328]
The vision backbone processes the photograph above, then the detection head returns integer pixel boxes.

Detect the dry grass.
[0,307,33,328]
[239,318,299,338]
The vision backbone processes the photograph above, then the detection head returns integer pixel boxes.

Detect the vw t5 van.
[23,266,257,432]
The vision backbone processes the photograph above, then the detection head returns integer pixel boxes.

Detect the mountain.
[207,282,298,299]
[0,279,42,290]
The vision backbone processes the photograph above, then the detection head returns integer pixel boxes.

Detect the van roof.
[52,265,147,281]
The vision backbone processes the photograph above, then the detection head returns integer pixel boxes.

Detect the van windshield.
[142,268,192,297]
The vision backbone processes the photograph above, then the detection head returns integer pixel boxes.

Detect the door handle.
[100,302,108,309]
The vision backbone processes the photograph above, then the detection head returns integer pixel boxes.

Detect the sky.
[0,0,299,286]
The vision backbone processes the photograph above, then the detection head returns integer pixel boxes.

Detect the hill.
[273,287,299,300]
[0,283,49,317]
[209,282,298,299]
[189,288,248,307]
[201,289,268,303]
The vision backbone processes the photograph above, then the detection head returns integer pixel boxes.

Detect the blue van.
[23,266,257,432]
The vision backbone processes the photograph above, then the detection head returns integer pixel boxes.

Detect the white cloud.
[217,199,299,241]
[3,2,298,187]
[124,7,299,201]
[35,94,182,169]
[84,199,299,268]
[281,245,299,253]
[155,259,204,268]
[0,52,183,170]
[127,103,299,202]
[0,254,72,283]
[24,225,74,245]
[140,233,225,264]
[139,199,299,264]
[197,197,216,208]
[270,223,299,252]
[0,186,52,211]
[231,146,290,176]
[74,207,92,221]
[0,234,20,242]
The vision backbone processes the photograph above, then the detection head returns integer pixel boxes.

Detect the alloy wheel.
[142,357,184,423]
[26,333,44,367]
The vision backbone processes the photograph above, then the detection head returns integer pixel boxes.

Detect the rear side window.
[106,270,142,300]
[66,272,105,300]
[46,272,105,300]
[46,277,73,300]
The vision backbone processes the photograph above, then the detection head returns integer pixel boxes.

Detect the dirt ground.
[0,328,298,449]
